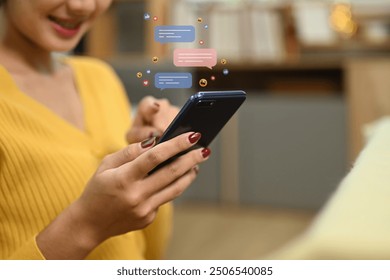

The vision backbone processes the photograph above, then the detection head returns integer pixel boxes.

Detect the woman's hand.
[126,96,179,143]
[36,132,210,259]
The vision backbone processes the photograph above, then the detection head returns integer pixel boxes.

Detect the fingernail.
[149,131,161,138]
[201,148,211,158]
[189,132,201,144]
[153,102,160,109]
[141,137,156,149]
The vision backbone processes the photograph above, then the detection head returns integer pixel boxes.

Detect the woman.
[0,0,210,259]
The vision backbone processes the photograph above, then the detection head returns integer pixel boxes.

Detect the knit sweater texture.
[0,56,172,259]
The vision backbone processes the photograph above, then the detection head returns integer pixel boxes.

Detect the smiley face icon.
[199,78,208,87]
[136,72,142,78]
[152,56,159,63]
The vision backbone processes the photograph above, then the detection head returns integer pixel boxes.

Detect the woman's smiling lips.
[48,15,83,38]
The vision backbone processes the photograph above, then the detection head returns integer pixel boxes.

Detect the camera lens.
[196,100,216,107]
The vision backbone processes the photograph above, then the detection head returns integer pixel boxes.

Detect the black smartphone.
[149,90,246,174]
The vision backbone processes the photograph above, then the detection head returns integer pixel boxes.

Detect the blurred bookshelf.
[82,0,390,159]
[84,0,390,65]
[83,0,390,174]
[83,0,390,95]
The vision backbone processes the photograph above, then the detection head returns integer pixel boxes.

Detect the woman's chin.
[43,39,82,54]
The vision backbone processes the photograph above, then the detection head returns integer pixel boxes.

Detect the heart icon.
[143,80,149,87]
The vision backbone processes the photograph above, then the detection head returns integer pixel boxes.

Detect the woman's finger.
[143,147,210,196]
[150,99,179,132]
[132,96,160,126]
[126,125,161,144]
[148,167,199,208]
[97,137,157,172]
[123,132,201,179]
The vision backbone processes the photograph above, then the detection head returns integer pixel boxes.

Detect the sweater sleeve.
[0,56,171,260]
[0,56,132,260]
[6,236,45,260]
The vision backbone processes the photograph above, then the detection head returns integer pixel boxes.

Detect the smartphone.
[149,90,246,174]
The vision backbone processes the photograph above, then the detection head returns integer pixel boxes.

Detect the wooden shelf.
[86,0,170,59]
[85,1,390,163]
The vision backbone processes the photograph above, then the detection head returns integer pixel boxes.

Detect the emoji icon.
[152,56,159,63]
[146,69,151,74]
[199,40,204,45]
[197,17,203,23]
[144,13,151,20]
[199,78,208,87]
[143,80,149,87]
[210,75,216,81]
[153,16,158,21]
[204,24,208,29]
[221,58,227,65]
[223,69,229,75]
[136,72,142,78]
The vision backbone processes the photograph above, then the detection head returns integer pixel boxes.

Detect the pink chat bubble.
[174,48,217,69]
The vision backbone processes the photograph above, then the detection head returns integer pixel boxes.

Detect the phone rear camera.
[196,100,216,107]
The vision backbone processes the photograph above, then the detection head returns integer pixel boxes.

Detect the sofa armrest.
[270,117,390,259]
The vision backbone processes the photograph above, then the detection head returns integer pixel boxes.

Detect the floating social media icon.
[143,80,149,87]
[199,79,208,87]
[136,72,142,78]
[199,40,204,45]
[155,25,195,43]
[223,69,229,75]
[144,13,151,20]
[146,69,151,74]
[153,16,158,21]
[152,56,159,63]
[155,73,192,90]
[204,24,209,29]
[210,75,216,81]
[174,48,217,69]
[197,17,203,23]
[221,58,227,65]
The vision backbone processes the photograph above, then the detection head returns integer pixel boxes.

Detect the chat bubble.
[155,25,195,43]
[155,73,192,90]
[174,48,217,69]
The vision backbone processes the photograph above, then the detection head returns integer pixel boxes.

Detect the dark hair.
[0,0,4,6]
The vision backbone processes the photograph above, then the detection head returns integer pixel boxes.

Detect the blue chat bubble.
[155,73,192,90]
[155,25,195,43]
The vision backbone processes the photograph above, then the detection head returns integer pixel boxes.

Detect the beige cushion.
[270,117,390,259]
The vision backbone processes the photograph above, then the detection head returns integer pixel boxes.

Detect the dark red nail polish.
[201,148,211,158]
[189,132,201,144]
[141,137,156,148]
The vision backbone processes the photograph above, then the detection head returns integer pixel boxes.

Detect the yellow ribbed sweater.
[0,56,172,259]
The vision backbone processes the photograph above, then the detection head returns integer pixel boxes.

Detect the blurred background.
[78,0,390,259]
